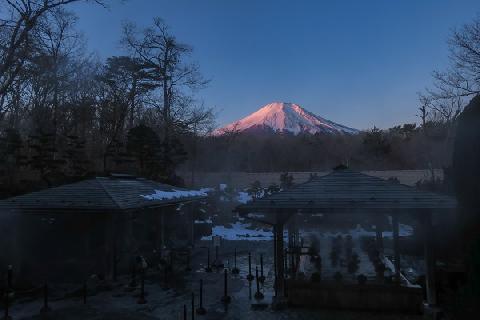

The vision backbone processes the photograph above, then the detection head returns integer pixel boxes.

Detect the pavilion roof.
[236,169,456,213]
[0,175,207,214]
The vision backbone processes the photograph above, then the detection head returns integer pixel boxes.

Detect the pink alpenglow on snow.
[214,102,359,135]
[141,189,208,200]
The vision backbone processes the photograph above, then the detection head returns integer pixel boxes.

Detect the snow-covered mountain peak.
[214,102,358,135]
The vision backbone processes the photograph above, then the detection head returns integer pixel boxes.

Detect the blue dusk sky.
[71,0,480,130]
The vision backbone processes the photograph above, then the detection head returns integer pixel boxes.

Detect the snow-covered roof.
[0,176,207,214]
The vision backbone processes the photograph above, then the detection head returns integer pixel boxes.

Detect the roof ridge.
[95,177,123,210]
[354,171,446,197]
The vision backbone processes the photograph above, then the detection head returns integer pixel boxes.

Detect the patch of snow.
[141,189,207,200]
[236,192,252,204]
[201,222,287,241]
[219,183,227,191]
[194,218,213,224]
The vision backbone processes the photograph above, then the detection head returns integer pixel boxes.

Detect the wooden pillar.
[273,224,278,297]
[152,210,159,251]
[160,209,165,253]
[392,213,401,284]
[190,203,195,248]
[375,216,383,254]
[294,217,300,271]
[275,221,285,296]
[104,213,115,280]
[423,211,437,306]
[375,228,383,252]
[287,221,294,275]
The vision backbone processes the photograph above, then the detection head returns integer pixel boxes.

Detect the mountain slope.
[214,102,359,135]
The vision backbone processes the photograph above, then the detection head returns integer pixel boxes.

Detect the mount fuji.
[214,102,359,135]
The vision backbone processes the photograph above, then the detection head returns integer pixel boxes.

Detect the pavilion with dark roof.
[0,175,207,284]
[235,168,456,311]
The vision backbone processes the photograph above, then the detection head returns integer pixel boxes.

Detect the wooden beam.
[160,209,165,253]
[273,224,277,297]
[375,223,383,255]
[423,211,437,306]
[275,219,285,297]
[288,220,295,275]
[392,213,401,284]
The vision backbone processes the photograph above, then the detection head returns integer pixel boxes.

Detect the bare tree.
[122,17,209,178]
[0,0,105,118]
[33,8,85,135]
[420,14,480,123]
[122,18,208,139]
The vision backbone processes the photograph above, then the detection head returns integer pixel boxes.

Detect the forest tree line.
[0,1,214,196]
[1,1,480,198]
[185,122,453,174]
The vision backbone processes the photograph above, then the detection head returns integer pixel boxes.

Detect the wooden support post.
[288,221,294,275]
[232,248,239,274]
[205,247,212,272]
[275,221,285,297]
[375,219,383,255]
[40,283,51,313]
[186,252,192,272]
[4,288,11,320]
[247,252,254,281]
[130,260,137,288]
[196,279,206,315]
[137,271,147,304]
[221,269,231,304]
[112,241,117,282]
[191,292,195,320]
[423,211,437,306]
[273,224,278,297]
[254,266,264,300]
[160,212,165,253]
[7,265,12,291]
[392,214,401,284]
[190,204,195,248]
[259,254,265,283]
[83,281,87,305]
[294,220,300,270]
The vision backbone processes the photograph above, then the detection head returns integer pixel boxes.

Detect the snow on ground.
[194,218,212,224]
[202,219,414,242]
[201,222,289,241]
[236,192,252,204]
[141,189,208,200]
[303,224,413,240]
